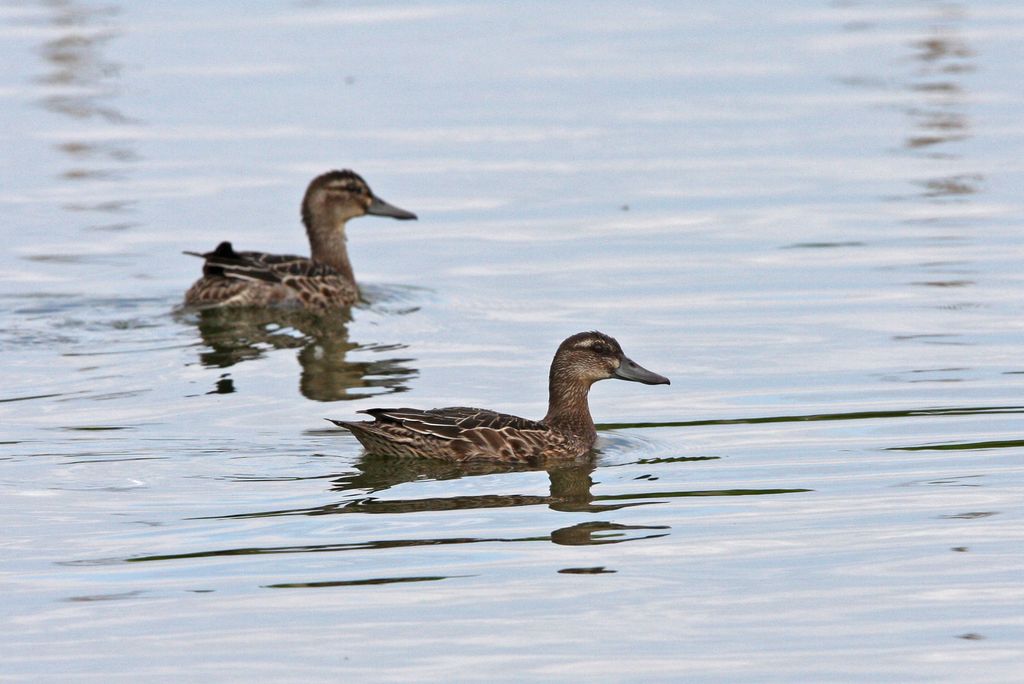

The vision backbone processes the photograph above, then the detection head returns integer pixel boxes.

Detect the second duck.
[184,169,416,311]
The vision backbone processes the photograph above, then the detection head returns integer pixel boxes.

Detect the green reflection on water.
[125,521,671,563]
[192,458,808,521]
[265,576,459,589]
[888,439,1024,451]
[598,405,1024,430]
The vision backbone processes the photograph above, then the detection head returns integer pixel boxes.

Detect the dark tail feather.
[200,242,242,278]
[184,241,238,260]
[183,241,279,281]
[183,241,240,276]
[209,241,239,258]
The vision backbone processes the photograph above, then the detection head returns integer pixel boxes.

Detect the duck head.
[301,169,417,230]
[553,331,670,386]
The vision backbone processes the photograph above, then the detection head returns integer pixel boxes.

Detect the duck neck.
[305,215,354,281]
[542,368,596,444]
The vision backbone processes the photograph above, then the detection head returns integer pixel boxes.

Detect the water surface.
[1,1,1023,681]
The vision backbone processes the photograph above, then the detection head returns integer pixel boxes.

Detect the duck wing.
[185,241,338,283]
[184,241,357,309]
[362,406,546,435]
[330,407,562,462]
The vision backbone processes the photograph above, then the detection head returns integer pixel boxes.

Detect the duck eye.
[591,342,610,355]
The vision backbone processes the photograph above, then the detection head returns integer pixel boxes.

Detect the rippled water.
[2,1,1023,681]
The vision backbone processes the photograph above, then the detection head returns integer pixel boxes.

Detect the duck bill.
[367,195,417,220]
[613,355,670,385]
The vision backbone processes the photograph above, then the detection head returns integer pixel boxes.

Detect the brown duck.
[184,170,416,310]
[329,331,670,463]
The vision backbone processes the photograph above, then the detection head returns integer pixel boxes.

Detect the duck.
[183,169,416,310]
[329,331,670,463]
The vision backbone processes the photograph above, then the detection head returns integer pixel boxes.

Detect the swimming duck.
[329,331,670,463]
[184,170,416,310]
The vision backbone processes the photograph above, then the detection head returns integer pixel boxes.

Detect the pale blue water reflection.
[2,1,1023,682]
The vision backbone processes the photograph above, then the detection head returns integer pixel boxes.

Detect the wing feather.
[185,241,357,309]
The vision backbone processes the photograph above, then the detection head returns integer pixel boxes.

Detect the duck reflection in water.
[189,307,416,401]
[156,453,668,565]
[328,456,670,545]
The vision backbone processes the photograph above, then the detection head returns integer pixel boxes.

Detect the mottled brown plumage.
[329,331,670,463]
[184,170,416,311]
